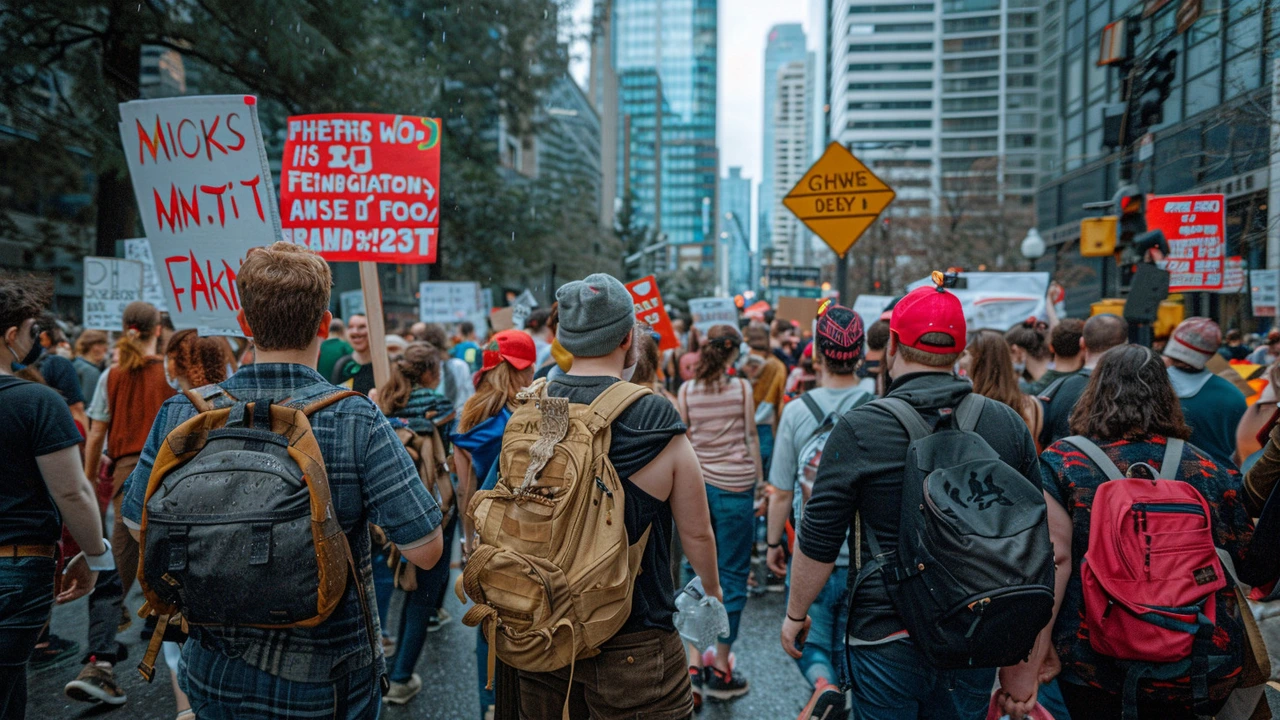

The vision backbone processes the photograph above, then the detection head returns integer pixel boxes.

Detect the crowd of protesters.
[3,247,1279,720]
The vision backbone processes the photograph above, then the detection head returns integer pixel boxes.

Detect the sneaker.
[689,665,704,713]
[117,606,132,634]
[427,608,453,633]
[381,635,397,658]
[799,678,846,720]
[64,659,128,705]
[29,634,80,670]
[703,666,749,701]
[383,673,422,705]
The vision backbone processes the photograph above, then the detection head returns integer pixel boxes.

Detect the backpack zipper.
[1130,502,1204,516]
[595,476,615,526]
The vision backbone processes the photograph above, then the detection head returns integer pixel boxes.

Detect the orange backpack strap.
[584,381,652,434]
[184,384,238,413]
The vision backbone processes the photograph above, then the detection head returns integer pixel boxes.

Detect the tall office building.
[588,0,620,230]
[827,0,1041,215]
[761,24,808,263]
[720,167,753,295]
[770,59,813,268]
[612,0,719,271]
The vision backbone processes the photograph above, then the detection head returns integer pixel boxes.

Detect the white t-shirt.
[87,367,113,423]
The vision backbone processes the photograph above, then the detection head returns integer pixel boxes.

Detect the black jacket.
[798,372,1043,643]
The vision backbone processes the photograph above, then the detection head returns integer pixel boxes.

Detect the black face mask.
[8,323,41,369]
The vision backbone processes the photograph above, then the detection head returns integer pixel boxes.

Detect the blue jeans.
[180,642,381,719]
[372,547,394,638]
[0,556,54,720]
[705,483,754,646]
[758,424,775,478]
[476,630,494,718]
[793,565,849,688]
[390,514,456,683]
[846,639,993,720]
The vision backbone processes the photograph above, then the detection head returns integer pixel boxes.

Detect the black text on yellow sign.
[782,142,896,257]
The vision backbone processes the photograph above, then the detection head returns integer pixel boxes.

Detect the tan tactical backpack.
[458,379,652,691]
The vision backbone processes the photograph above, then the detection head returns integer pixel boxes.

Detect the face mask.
[7,333,40,371]
[1012,361,1027,375]
[163,361,182,391]
[621,362,637,383]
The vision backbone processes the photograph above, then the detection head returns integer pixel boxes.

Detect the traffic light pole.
[836,253,849,305]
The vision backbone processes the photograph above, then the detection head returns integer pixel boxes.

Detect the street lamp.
[1021,228,1045,271]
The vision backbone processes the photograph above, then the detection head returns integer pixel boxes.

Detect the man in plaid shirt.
[122,242,443,718]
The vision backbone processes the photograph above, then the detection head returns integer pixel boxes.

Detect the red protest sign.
[279,113,441,264]
[626,276,679,352]
[1147,193,1225,292]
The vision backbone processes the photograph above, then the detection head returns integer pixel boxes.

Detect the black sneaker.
[704,666,749,701]
[799,678,846,720]
[689,666,704,713]
[29,634,80,670]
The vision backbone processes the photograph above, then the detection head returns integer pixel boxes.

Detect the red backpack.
[1065,437,1240,715]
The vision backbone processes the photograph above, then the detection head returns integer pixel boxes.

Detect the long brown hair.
[457,361,529,434]
[1005,319,1050,360]
[694,325,741,390]
[1070,344,1191,441]
[967,329,1032,423]
[378,342,441,416]
[166,329,228,388]
[116,301,161,372]
[631,323,661,387]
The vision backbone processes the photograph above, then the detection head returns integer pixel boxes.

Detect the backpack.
[134,383,378,683]
[457,379,653,695]
[1063,436,1241,715]
[868,394,1055,669]
[796,393,839,514]
[395,424,454,519]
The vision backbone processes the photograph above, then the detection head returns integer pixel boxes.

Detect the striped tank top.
[679,377,756,492]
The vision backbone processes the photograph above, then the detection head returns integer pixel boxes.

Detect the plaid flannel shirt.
[121,364,442,683]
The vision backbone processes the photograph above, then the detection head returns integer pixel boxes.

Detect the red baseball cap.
[889,282,966,354]
[475,329,537,384]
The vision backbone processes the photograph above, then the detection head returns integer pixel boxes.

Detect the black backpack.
[867,394,1055,669]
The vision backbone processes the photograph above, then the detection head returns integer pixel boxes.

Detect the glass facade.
[614,0,718,269]
[720,167,753,294]
[760,24,808,267]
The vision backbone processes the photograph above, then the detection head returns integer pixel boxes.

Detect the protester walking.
[0,277,108,720]
[331,313,375,394]
[1039,345,1254,719]
[743,324,787,475]
[415,322,476,410]
[1163,318,1248,469]
[72,330,108,406]
[119,242,444,719]
[676,324,761,700]
[1040,314,1128,447]
[1006,319,1053,394]
[765,303,873,720]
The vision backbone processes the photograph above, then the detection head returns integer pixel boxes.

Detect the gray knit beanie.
[556,273,636,358]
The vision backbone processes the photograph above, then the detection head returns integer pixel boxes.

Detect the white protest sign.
[419,281,481,323]
[688,297,739,334]
[851,294,894,324]
[511,302,531,331]
[908,272,1050,331]
[339,289,366,320]
[514,289,539,309]
[1252,270,1279,317]
[122,238,168,312]
[1219,256,1246,294]
[118,95,281,335]
[83,257,145,330]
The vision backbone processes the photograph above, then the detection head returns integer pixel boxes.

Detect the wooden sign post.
[359,261,391,389]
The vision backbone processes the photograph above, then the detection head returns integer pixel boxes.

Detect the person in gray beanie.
[1163,317,1247,468]
[513,272,724,718]
[555,273,637,358]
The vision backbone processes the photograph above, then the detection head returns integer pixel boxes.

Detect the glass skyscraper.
[613,0,718,271]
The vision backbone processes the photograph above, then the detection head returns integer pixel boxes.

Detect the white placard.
[851,294,894,324]
[688,297,739,334]
[1252,269,1278,317]
[122,238,168,312]
[419,281,481,324]
[83,257,145,331]
[118,95,281,335]
[908,272,1050,331]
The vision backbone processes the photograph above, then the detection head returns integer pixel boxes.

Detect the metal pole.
[835,253,849,304]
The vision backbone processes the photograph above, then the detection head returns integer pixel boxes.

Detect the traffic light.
[1116,185,1145,245]
[1131,50,1177,137]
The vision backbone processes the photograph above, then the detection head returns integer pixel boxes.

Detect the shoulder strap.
[877,397,932,443]
[585,381,652,433]
[954,393,985,432]
[1063,436,1125,479]
[1037,374,1071,402]
[1159,438,1186,480]
[185,384,238,413]
[800,393,825,425]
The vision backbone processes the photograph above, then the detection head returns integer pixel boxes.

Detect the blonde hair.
[116,301,161,372]
[457,361,527,434]
[236,242,332,351]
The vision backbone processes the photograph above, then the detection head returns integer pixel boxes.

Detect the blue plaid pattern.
[121,363,441,683]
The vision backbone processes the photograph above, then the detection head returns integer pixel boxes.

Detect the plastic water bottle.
[672,577,729,650]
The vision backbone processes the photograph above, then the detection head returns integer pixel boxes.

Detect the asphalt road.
[24,565,1279,720]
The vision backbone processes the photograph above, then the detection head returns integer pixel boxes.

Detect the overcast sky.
[569,0,810,201]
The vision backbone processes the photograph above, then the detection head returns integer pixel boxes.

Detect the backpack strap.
[800,393,825,426]
[1062,436,1126,479]
[954,393,985,433]
[185,384,238,413]
[877,397,933,443]
[584,381,652,434]
[281,382,361,416]
[1158,438,1186,480]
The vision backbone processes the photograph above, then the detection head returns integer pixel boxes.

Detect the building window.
[1006,133,1037,148]
[849,3,935,13]
[849,62,934,72]
[942,116,999,131]
[849,42,934,52]
[943,76,999,92]
[942,95,998,111]
[943,36,1000,52]
[944,56,999,73]
[942,0,1000,13]
[848,100,934,110]
[943,16,1000,32]
[849,120,934,129]
[942,136,998,151]
[874,22,935,32]
[849,81,934,90]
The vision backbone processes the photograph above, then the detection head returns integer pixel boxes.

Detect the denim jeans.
[846,639,993,720]
[180,641,381,719]
[758,424,775,478]
[390,514,456,683]
[372,547,394,638]
[704,483,754,646]
[792,565,849,688]
[0,556,54,720]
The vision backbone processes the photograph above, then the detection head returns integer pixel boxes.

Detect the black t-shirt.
[0,375,84,546]
[546,374,686,634]
[35,352,85,406]
[1038,369,1091,448]
[330,355,375,396]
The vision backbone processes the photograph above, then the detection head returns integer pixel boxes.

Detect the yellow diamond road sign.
[782,142,896,257]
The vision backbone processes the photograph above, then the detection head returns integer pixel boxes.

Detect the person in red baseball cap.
[782,272,1059,720]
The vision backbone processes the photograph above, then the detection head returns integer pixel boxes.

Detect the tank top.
[106,358,176,459]
[679,378,757,491]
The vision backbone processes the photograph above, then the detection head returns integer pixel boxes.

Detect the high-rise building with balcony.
[612,0,719,271]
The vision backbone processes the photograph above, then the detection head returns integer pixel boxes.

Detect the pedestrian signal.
[1081,216,1118,257]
